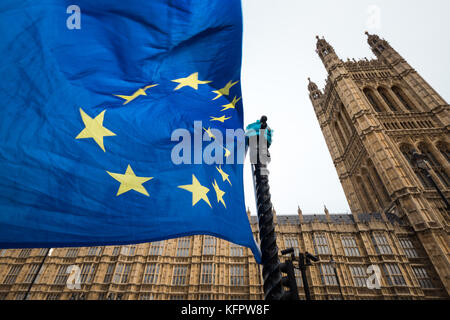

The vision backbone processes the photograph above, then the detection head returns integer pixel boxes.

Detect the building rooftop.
[250,212,407,226]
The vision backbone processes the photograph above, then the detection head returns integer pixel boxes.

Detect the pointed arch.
[417,143,449,187]
[338,113,351,143]
[363,88,383,113]
[436,141,450,163]
[377,87,397,112]
[399,144,432,188]
[334,121,347,153]
[340,103,354,138]
[367,159,391,205]
[356,175,376,213]
[391,86,416,112]
[361,167,383,211]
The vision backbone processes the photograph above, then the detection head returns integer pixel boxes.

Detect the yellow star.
[210,115,231,123]
[212,80,239,100]
[203,127,216,140]
[75,108,116,152]
[212,179,226,208]
[178,174,212,208]
[216,165,232,186]
[220,96,241,111]
[114,84,158,105]
[172,72,212,91]
[107,165,153,197]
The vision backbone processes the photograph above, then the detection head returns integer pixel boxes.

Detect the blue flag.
[0,0,261,263]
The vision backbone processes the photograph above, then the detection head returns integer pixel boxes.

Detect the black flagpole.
[247,116,283,300]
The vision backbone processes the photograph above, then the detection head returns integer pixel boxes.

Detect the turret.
[307,78,323,115]
[316,35,341,72]
[365,31,392,57]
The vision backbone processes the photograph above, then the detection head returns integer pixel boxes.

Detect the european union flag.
[0,0,261,262]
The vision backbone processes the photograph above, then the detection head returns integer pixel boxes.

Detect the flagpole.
[247,116,283,300]
[23,248,51,300]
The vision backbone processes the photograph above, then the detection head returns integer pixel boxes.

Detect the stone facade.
[0,209,448,300]
[0,33,448,300]
[308,33,449,296]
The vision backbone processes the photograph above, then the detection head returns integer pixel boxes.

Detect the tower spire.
[315,35,341,72]
[365,31,391,57]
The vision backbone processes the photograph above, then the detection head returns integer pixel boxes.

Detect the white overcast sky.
[240,0,450,215]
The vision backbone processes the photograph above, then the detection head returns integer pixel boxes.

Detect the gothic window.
[121,245,136,256]
[362,168,383,210]
[334,121,346,153]
[341,236,360,257]
[363,88,383,112]
[400,144,432,189]
[46,293,61,300]
[79,263,96,284]
[3,265,23,285]
[377,87,397,112]
[201,263,216,284]
[103,264,115,283]
[313,233,330,255]
[112,246,121,256]
[350,266,367,287]
[319,264,338,285]
[172,266,188,285]
[398,237,419,258]
[65,248,79,258]
[418,143,449,187]
[284,236,300,256]
[53,265,69,284]
[382,263,406,286]
[18,249,32,258]
[367,160,390,204]
[340,105,354,136]
[143,263,160,284]
[412,267,434,289]
[176,238,191,257]
[202,236,216,256]
[293,268,303,287]
[230,244,244,257]
[338,113,351,142]
[149,241,164,256]
[392,86,415,111]
[371,233,393,255]
[139,293,155,300]
[113,263,132,284]
[230,265,245,286]
[86,246,102,256]
[357,176,376,213]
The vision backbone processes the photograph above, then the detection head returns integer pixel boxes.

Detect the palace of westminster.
[0,33,448,300]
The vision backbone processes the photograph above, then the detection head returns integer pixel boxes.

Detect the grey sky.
[240,0,450,215]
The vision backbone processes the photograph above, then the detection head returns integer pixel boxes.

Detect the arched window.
[357,176,376,213]
[400,144,432,188]
[367,160,391,205]
[334,121,346,153]
[377,87,397,112]
[363,88,383,112]
[340,104,354,137]
[392,86,415,112]
[418,143,449,187]
[362,168,383,210]
[436,142,450,163]
[338,113,351,142]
